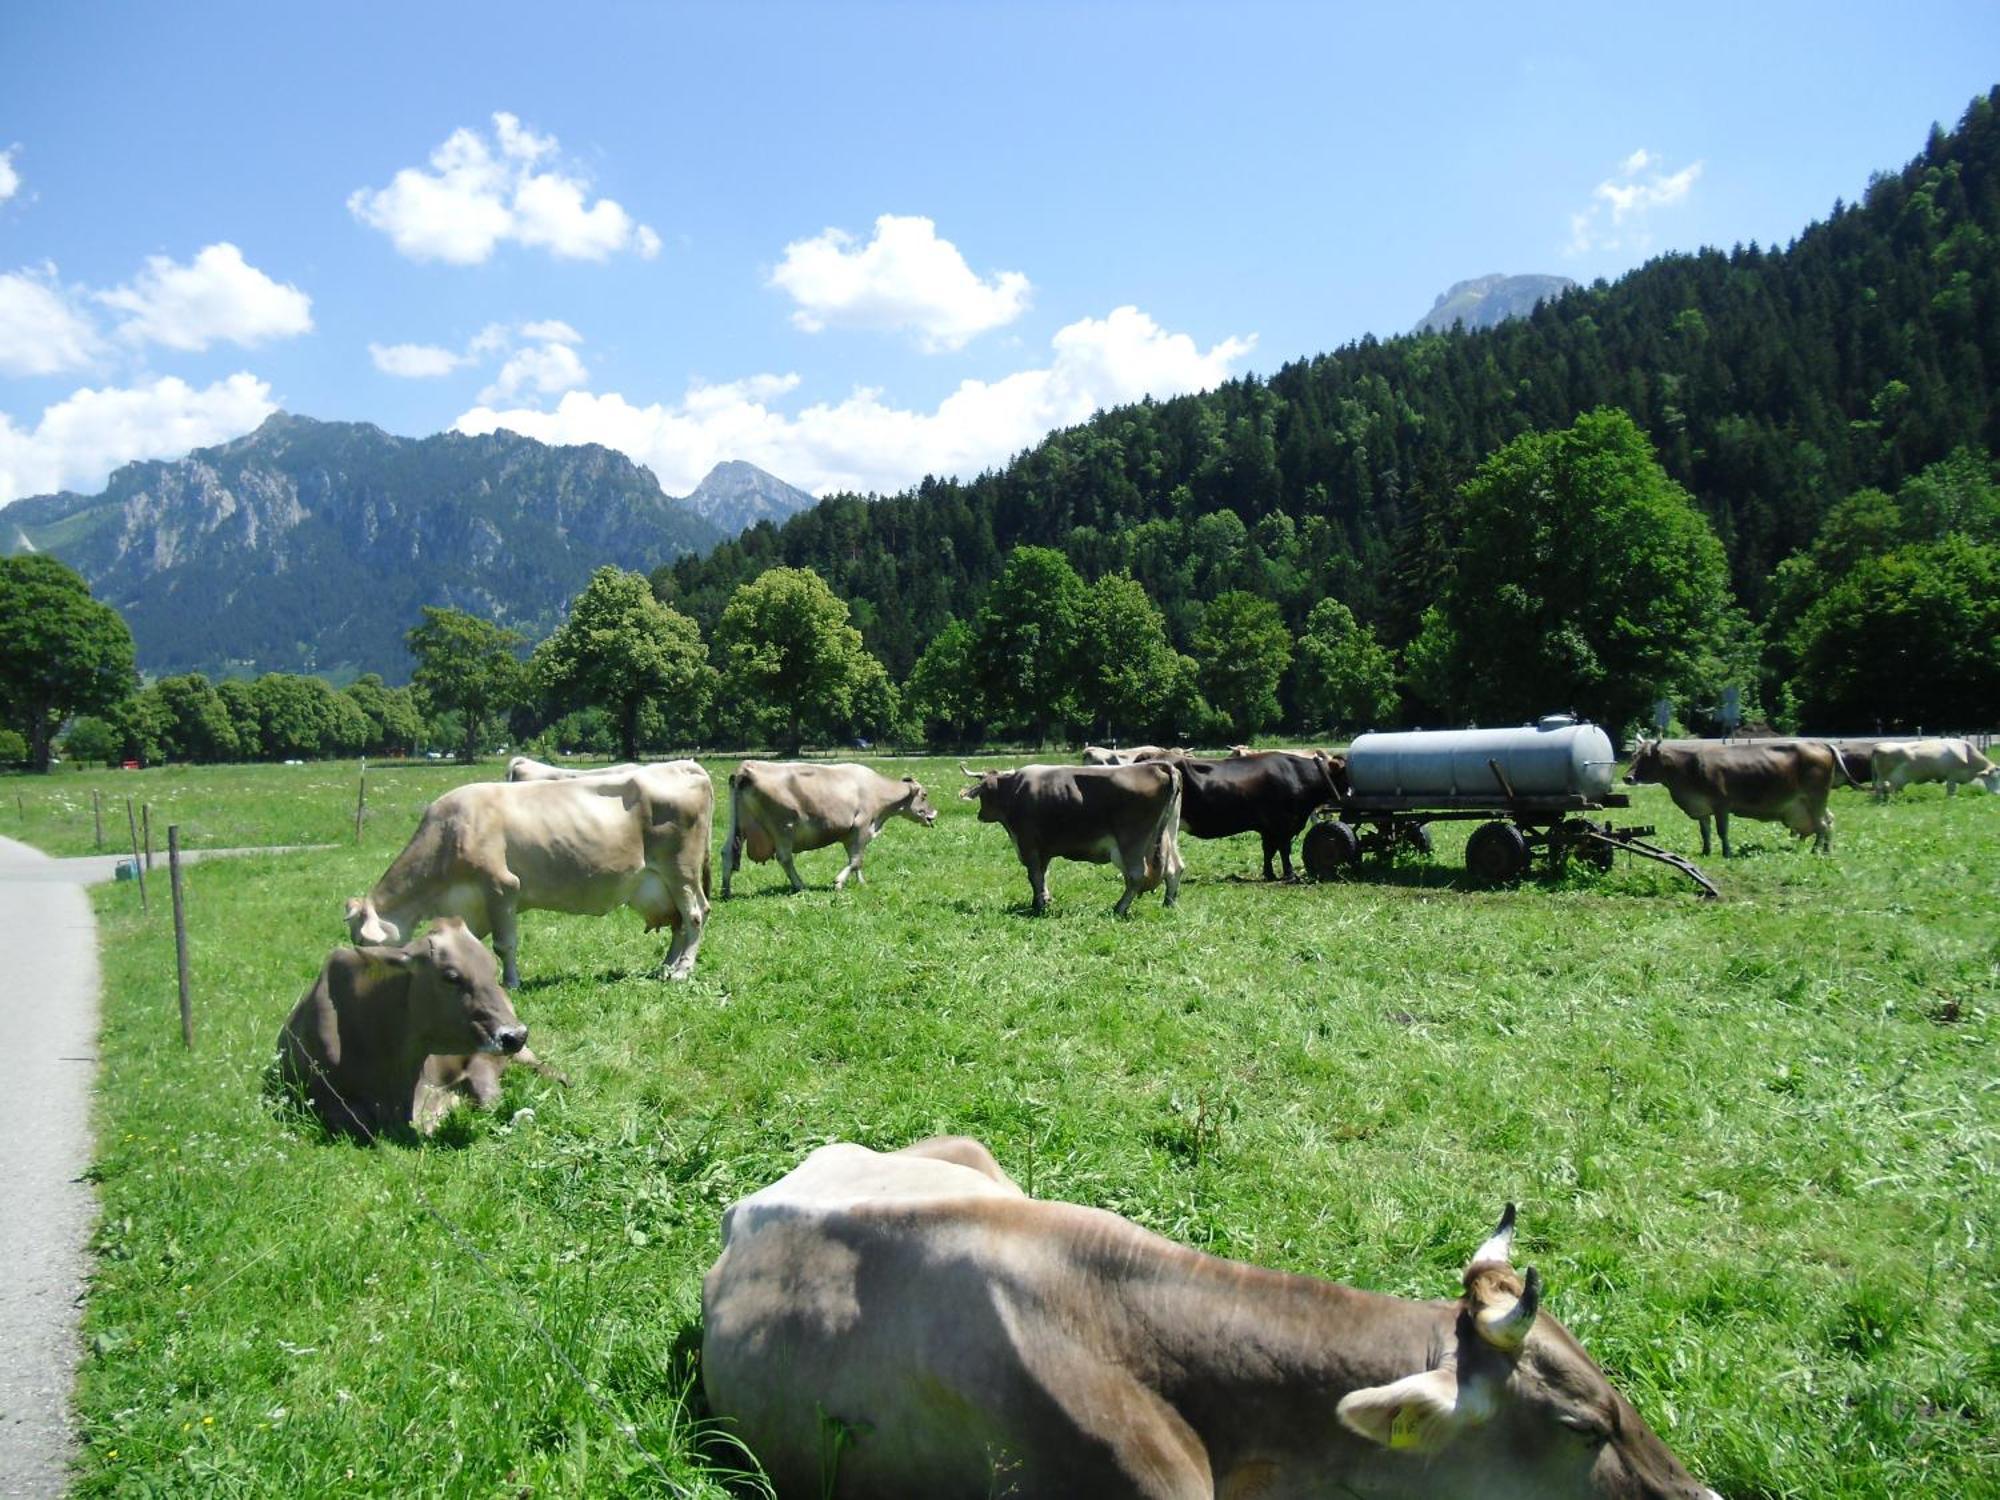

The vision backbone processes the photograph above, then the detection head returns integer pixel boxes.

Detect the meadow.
[13,757,1997,1498]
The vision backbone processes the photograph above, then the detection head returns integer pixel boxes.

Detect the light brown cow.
[960,761,1183,915]
[345,763,713,984]
[1081,744,1180,766]
[1625,738,1841,856]
[723,761,937,896]
[703,1138,1721,1500]
[1870,737,2000,798]
[505,754,672,782]
[276,918,540,1138]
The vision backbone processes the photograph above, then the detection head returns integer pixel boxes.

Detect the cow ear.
[1337,1367,1467,1453]
[344,897,365,921]
[356,945,414,968]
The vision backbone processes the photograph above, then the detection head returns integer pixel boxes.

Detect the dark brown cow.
[1172,750,1347,880]
[276,918,540,1138]
[703,1138,1722,1500]
[1625,738,1839,856]
[959,761,1182,915]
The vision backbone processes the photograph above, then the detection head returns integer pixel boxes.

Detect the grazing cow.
[703,1138,1721,1500]
[345,762,713,984]
[959,761,1182,915]
[1171,750,1347,880]
[723,761,938,896]
[1082,744,1180,766]
[1625,738,1840,856]
[1870,737,2000,798]
[276,918,540,1138]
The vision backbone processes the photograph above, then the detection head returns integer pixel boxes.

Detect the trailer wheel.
[1466,821,1529,885]
[1303,819,1361,880]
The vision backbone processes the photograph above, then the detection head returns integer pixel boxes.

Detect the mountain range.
[3,414,814,681]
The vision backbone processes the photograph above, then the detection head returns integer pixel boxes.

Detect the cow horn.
[1470,1202,1516,1266]
[1475,1265,1541,1351]
[960,762,983,779]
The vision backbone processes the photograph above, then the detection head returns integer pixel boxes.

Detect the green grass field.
[24,758,1999,1497]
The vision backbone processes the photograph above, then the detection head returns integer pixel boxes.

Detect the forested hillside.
[663,92,2000,695]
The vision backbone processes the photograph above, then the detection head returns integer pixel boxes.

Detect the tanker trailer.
[1301,715,1718,897]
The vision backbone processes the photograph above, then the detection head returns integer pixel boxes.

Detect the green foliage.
[971,547,1088,743]
[1431,409,1739,735]
[407,606,526,762]
[59,716,122,767]
[713,566,892,752]
[0,554,137,771]
[0,726,25,763]
[1194,591,1293,739]
[146,674,243,763]
[341,674,424,758]
[1769,449,2000,729]
[247,673,370,761]
[1075,572,1196,741]
[901,618,982,747]
[534,567,712,760]
[1293,599,1397,735]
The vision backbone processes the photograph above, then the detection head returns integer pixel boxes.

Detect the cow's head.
[1337,1207,1718,1500]
[899,776,939,826]
[375,917,528,1057]
[959,764,1006,822]
[1624,738,1664,786]
[1978,763,2000,795]
[345,894,401,946]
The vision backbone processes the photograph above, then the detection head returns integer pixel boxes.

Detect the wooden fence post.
[169,826,192,1048]
[142,803,154,872]
[93,789,103,850]
[355,758,367,844]
[125,798,147,914]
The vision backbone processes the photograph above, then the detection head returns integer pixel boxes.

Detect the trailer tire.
[1303,819,1361,881]
[1466,821,1529,885]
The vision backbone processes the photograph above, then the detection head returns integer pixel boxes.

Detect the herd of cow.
[268,732,1995,1498]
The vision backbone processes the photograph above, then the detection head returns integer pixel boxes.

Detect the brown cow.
[723,761,937,896]
[276,918,539,1138]
[346,762,713,983]
[703,1138,1722,1500]
[1625,738,1840,856]
[959,761,1182,915]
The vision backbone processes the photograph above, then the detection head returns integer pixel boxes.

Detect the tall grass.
[54,761,2000,1497]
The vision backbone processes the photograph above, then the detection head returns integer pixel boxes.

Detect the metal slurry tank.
[1347,715,1619,801]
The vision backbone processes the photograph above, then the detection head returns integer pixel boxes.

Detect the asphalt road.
[0,838,321,1497]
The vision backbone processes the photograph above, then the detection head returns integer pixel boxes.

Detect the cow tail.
[1156,761,1185,886]
[1823,741,1856,787]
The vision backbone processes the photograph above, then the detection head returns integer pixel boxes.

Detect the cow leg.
[833,832,867,891]
[661,882,708,981]
[1816,807,1835,854]
[776,832,807,894]
[1024,853,1050,916]
[1948,780,1959,797]
[1715,810,1732,859]
[1695,815,1713,857]
[721,825,740,898]
[491,902,522,988]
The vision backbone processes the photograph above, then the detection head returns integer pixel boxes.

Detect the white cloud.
[1566,150,1704,256]
[98,242,313,351]
[0,148,19,206]
[0,373,274,503]
[478,340,589,405]
[454,304,1254,496]
[518,318,582,345]
[0,264,103,376]
[771,214,1032,351]
[369,341,469,378]
[348,112,659,265]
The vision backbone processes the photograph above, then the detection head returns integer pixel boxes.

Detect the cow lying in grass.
[703,1137,1721,1500]
[276,918,549,1138]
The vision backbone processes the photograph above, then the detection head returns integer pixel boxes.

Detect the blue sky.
[2,2,1996,504]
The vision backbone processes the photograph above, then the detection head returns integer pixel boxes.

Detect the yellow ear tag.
[1390,1406,1423,1450]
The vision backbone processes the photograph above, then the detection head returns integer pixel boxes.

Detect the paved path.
[0,838,321,1498]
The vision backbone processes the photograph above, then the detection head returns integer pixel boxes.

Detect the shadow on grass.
[259,1056,487,1151]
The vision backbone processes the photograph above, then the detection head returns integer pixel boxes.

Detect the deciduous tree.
[535,567,712,762]
[406,606,526,762]
[0,555,137,772]
[1294,598,1397,735]
[971,547,1087,744]
[1194,591,1292,740]
[714,566,885,752]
